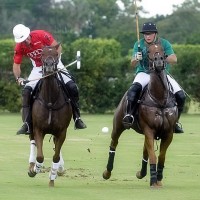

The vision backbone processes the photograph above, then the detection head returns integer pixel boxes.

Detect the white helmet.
[13,24,30,43]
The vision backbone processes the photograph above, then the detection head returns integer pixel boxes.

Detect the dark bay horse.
[103,43,178,188]
[28,44,72,187]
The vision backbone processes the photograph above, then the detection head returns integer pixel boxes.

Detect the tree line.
[1,0,200,52]
[0,0,199,112]
[0,39,199,113]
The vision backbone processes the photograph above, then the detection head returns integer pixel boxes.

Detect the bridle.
[41,46,59,76]
[146,43,172,103]
[147,44,166,73]
[37,46,67,124]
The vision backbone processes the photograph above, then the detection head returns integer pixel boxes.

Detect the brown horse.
[103,43,178,188]
[28,44,72,187]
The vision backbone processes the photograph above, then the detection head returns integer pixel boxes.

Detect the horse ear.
[55,42,61,50]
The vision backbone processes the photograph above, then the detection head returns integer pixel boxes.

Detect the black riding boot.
[174,90,186,134]
[17,86,33,135]
[123,82,142,129]
[65,81,86,129]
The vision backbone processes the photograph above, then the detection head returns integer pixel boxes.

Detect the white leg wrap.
[58,151,65,173]
[49,162,60,180]
[34,161,43,174]
[29,140,36,163]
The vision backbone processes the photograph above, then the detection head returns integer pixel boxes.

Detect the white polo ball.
[102,127,109,133]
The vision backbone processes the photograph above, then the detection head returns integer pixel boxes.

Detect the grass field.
[0,113,200,200]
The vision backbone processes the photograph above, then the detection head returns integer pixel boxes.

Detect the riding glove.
[16,77,26,86]
[135,52,142,61]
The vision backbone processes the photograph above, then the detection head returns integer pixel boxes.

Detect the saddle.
[30,73,70,110]
[131,85,177,137]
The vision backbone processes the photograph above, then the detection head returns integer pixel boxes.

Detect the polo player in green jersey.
[123,22,185,134]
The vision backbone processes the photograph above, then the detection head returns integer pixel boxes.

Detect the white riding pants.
[133,72,182,94]
[26,59,72,90]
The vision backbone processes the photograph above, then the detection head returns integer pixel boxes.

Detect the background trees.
[1,0,200,45]
[0,0,199,112]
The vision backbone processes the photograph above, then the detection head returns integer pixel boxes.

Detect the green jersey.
[132,38,175,74]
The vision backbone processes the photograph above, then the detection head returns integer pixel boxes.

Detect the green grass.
[0,113,200,200]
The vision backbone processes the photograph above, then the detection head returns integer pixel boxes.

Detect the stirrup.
[174,122,184,134]
[16,122,31,135]
[122,114,134,129]
[74,118,87,129]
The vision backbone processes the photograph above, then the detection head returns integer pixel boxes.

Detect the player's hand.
[135,52,142,61]
[16,77,26,86]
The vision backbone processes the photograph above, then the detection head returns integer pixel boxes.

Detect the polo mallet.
[65,51,81,69]
[76,51,81,69]
[21,51,81,85]
[134,0,141,52]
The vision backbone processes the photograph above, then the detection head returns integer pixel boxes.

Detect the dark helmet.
[140,22,158,34]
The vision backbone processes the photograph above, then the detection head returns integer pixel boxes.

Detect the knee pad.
[127,82,142,101]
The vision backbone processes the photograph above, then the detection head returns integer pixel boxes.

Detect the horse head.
[41,44,60,75]
[147,43,166,72]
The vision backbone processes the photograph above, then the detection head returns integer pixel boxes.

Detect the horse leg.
[53,136,65,176]
[157,134,173,186]
[28,135,36,177]
[136,143,148,179]
[49,131,66,187]
[143,133,158,187]
[57,151,65,176]
[103,111,125,180]
[30,130,44,176]
[27,134,37,177]
[29,140,36,164]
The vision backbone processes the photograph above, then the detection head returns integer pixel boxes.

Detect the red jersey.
[13,30,55,67]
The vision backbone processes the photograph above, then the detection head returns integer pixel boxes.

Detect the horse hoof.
[57,166,66,176]
[49,180,54,187]
[136,171,143,179]
[28,162,36,177]
[150,182,162,189]
[57,169,66,176]
[102,170,111,180]
[28,170,37,178]
[157,181,163,187]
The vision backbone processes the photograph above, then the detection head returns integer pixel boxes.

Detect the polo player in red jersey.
[12,24,86,135]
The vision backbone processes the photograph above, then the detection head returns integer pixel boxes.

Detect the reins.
[22,58,77,85]
[141,43,175,109]
[27,68,64,83]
